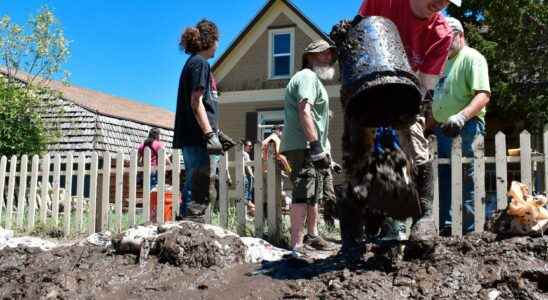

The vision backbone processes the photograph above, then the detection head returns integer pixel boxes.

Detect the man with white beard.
[280,40,337,254]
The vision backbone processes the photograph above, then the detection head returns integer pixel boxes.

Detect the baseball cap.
[445,16,464,33]
[303,39,335,54]
[449,0,462,7]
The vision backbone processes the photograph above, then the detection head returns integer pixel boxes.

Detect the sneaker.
[303,234,336,251]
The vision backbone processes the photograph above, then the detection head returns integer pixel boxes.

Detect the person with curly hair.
[173,19,222,220]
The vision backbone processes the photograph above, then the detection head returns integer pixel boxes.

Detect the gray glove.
[310,141,330,170]
[441,112,467,138]
[205,132,223,155]
[331,161,343,174]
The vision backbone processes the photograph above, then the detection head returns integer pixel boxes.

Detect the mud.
[1,228,547,299]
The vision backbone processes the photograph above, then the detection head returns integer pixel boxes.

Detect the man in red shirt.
[340,0,460,250]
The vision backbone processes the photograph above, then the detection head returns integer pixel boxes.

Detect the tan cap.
[302,40,337,67]
[303,39,335,54]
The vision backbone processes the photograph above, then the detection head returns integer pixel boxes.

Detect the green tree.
[0,7,69,156]
[447,0,548,132]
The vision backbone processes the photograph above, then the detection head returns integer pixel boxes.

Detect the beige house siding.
[218,13,309,92]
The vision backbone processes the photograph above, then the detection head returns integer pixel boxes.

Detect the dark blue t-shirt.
[173,54,219,148]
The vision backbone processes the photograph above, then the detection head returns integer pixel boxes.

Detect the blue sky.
[1,0,362,112]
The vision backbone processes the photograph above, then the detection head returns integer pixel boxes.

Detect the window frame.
[268,28,295,80]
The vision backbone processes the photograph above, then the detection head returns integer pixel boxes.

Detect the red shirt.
[358,0,452,75]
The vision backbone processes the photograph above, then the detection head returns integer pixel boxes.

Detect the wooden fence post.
[429,136,440,231]
[495,132,508,210]
[172,150,181,222]
[5,155,17,229]
[16,155,28,227]
[39,154,50,224]
[520,131,532,191]
[218,154,229,229]
[544,128,548,194]
[254,143,265,237]
[0,156,7,225]
[235,144,246,235]
[52,154,61,226]
[64,153,73,236]
[128,150,137,227]
[143,148,151,223]
[27,155,39,231]
[157,148,166,224]
[473,135,486,233]
[97,152,111,232]
[76,153,86,233]
[266,145,281,243]
[89,152,98,234]
[115,152,124,232]
[451,137,463,236]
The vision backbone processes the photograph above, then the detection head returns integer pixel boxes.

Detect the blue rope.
[373,127,401,155]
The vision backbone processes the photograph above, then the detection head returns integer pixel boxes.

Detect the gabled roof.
[212,0,330,74]
[1,68,175,130]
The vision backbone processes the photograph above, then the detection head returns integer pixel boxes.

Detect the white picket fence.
[0,143,283,239]
[431,130,548,236]
[0,129,546,238]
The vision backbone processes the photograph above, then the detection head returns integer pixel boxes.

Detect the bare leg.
[290,203,307,249]
[306,204,319,237]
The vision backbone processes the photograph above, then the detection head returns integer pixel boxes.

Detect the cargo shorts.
[283,149,335,205]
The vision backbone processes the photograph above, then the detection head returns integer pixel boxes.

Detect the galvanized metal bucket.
[333,16,422,128]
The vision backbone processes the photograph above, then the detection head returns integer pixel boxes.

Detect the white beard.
[313,65,335,81]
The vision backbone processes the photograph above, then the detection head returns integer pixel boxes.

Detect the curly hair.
[179,19,219,54]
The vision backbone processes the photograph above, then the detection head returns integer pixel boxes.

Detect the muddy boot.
[409,162,437,241]
[339,195,365,254]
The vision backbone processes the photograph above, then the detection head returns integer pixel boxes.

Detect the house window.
[269,29,294,79]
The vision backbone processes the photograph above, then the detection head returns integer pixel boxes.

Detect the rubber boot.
[339,195,364,254]
[409,161,437,241]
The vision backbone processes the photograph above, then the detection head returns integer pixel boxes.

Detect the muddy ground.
[0,225,547,299]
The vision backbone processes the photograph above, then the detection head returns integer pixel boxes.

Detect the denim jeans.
[244,175,254,203]
[181,145,220,217]
[150,171,158,188]
[434,118,485,233]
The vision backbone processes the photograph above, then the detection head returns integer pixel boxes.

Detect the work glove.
[331,161,343,174]
[441,112,467,138]
[310,141,331,170]
[205,132,223,155]
[218,131,237,152]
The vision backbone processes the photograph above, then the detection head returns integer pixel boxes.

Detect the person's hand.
[205,132,223,155]
[331,161,343,174]
[218,131,237,152]
[310,141,330,170]
[441,112,467,138]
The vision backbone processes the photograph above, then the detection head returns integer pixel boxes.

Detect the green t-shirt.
[280,69,331,153]
[432,46,491,123]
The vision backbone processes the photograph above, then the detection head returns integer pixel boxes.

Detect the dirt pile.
[0,226,546,299]
[265,234,548,299]
[152,222,246,269]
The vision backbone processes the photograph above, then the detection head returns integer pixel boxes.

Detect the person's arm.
[460,91,490,119]
[190,89,213,135]
[298,101,319,142]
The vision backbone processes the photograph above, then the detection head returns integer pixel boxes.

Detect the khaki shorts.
[284,150,334,205]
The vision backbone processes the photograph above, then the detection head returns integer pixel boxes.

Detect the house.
[1,69,177,202]
[213,0,345,179]
[1,69,175,155]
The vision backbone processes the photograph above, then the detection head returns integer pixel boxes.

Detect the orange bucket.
[150,190,173,221]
